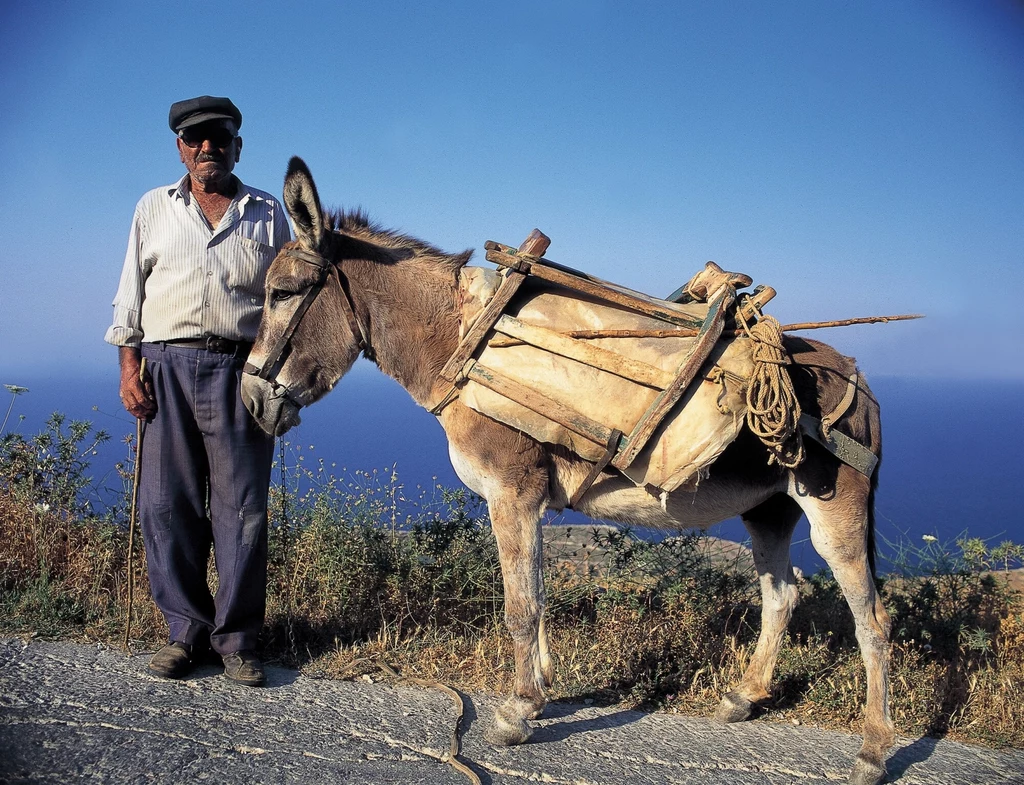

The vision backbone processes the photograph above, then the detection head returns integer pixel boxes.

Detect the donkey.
[242,157,893,785]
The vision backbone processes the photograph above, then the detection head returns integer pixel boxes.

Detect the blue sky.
[1,0,1022,380]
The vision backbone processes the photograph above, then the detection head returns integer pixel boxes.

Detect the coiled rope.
[738,309,805,469]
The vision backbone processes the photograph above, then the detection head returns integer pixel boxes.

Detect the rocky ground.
[2,638,1023,784]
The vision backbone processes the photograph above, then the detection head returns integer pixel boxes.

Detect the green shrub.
[882,534,1021,659]
[264,444,503,661]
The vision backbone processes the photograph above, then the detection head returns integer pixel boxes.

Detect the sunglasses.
[178,126,237,149]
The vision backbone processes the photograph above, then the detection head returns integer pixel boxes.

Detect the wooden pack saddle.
[430,230,786,507]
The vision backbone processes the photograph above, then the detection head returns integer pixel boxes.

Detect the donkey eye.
[271,289,295,303]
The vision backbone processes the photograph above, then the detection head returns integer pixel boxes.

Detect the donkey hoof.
[847,755,886,785]
[714,691,756,724]
[484,711,533,746]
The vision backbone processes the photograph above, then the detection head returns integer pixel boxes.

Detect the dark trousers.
[139,343,275,654]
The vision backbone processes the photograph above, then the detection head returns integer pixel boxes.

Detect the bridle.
[242,245,369,406]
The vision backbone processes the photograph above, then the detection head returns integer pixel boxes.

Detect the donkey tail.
[867,447,882,579]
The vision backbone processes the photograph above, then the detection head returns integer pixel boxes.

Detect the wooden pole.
[612,286,735,471]
[438,230,551,384]
[485,241,706,329]
[464,361,614,461]
[505,313,925,342]
[123,357,146,652]
[493,315,674,390]
[518,228,551,257]
[779,314,924,331]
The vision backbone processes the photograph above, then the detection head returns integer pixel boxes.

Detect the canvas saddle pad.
[456,267,755,493]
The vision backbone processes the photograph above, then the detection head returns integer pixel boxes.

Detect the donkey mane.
[325,208,472,273]
[317,206,472,404]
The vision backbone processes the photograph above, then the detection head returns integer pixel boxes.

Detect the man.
[105,95,291,686]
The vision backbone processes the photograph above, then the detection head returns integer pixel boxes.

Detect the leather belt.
[161,336,254,357]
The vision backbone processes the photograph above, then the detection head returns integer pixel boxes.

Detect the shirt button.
[205,302,211,308]
[207,270,213,276]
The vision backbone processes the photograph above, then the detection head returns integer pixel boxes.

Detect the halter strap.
[243,245,370,400]
[286,247,369,351]
[283,247,330,266]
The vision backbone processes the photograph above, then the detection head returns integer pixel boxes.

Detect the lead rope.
[344,659,482,785]
[277,438,299,660]
[737,307,805,468]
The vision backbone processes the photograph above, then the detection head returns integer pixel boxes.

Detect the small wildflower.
[922,534,938,543]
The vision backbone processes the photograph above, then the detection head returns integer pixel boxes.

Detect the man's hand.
[119,346,157,419]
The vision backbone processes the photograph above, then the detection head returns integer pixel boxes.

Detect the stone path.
[2,639,1022,784]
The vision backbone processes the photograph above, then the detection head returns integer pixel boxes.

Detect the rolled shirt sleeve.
[104,205,147,347]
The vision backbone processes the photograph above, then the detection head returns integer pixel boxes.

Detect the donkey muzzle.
[241,374,303,437]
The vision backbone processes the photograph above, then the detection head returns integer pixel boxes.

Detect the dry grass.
[0,491,164,643]
[1,415,1022,749]
[305,581,1024,748]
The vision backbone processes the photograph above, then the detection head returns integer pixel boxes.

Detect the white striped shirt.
[104,174,292,347]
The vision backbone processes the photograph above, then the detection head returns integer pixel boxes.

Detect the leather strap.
[244,246,369,394]
[798,414,879,477]
[161,336,252,356]
[821,369,859,439]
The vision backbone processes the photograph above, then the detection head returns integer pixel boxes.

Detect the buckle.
[205,336,227,353]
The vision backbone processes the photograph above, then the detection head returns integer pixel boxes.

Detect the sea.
[3,363,1022,574]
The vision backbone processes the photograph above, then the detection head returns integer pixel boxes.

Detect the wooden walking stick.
[123,357,147,652]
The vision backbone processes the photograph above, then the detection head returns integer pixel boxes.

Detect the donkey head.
[242,157,366,436]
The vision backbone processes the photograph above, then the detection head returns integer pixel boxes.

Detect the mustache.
[197,152,224,163]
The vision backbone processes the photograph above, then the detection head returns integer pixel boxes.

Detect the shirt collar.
[168,174,191,200]
[168,173,261,208]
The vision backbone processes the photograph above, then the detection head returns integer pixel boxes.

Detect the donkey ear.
[283,156,327,251]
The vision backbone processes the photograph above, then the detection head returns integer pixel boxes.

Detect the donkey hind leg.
[799,478,893,785]
[715,494,802,723]
[484,486,550,746]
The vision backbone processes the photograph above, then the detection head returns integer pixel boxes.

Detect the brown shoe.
[222,650,266,687]
[148,642,196,679]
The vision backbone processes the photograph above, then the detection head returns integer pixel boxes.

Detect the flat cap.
[168,95,242,132]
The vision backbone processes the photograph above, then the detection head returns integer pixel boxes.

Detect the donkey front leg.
[445,409,553,746]
[484,485,550,746]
